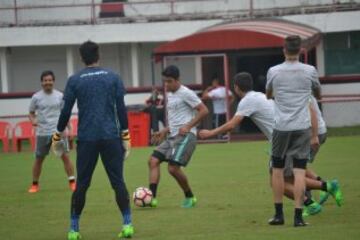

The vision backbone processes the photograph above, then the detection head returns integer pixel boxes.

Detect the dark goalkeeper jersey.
[57,66,128,141]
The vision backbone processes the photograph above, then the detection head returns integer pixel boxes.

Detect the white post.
[195,56,202,84]
[316,40,325,77]
[66,46,75,77]
[0,48,9,93]
[130,43,140,87]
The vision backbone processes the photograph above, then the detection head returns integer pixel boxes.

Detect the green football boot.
[150,198,158,208]
[319,190,330,205]
[182,197,197,208]
[303,201,322,217]
[68,230,81,240]
[118,224,134,239]
[327,179,343,207]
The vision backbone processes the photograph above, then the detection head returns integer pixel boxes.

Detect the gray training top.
[29,89,63,136]
[266,61,321,131]
[167,85,202,137]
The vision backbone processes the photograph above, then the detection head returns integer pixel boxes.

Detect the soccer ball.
[133,187,153,207]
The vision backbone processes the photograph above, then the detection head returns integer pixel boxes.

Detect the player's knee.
[148,156,160,169]
[272,156,285,168]
[293,158,307,169]
[168,164,180,176]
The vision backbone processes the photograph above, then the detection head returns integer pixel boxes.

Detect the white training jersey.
[310,95,327,135]
[235,91,275,141]
[266,61,321,131]
[167,85,202,137]
[29,89,63,136]
[208,86,232,114]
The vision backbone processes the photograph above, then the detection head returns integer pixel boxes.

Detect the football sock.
[185,190,194,198]
[275,203,283,218]
[304,197,314,206]
[321,181,328,191]
[305,190,313,200]
[32,181,39,185]
[121,207,132,225]
[68,176,76,183]
[70,214,80,232]
[114,187,132,225]
[294,208,303,220]
[149,183,158,198]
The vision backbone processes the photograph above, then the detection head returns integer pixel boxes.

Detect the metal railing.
[0,0,359,27]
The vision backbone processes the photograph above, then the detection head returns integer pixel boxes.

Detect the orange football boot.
[28,184,39,193]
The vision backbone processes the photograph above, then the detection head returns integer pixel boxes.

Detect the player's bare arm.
[29,111,38,126]
[151,127,169,145]
[199,115,243,139]
[201,87,213,100]
[179,103,209,135]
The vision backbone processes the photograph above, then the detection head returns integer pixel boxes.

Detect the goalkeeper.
[54,41,133,239]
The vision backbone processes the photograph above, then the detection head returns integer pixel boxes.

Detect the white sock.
[68,176,76,181]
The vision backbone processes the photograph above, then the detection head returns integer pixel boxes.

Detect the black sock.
[305,190,312,201]
[321,181,328,191]
[32,181,38,185]
[274,203,283,218]
[185,190,194,198]
[149,183,158,198]
[304,197,314,206]
[316,176,323,181]
[295,208,303,220]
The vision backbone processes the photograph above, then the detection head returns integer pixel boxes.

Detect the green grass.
[327,125,360,137]
[0,136,359,240]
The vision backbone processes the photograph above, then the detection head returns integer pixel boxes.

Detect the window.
[324,31,360,75]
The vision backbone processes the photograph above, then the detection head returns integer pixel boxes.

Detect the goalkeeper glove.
[122,130,131,160]
[51,132,65,157]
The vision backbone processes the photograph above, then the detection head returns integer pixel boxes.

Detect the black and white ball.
[133,187,153,207]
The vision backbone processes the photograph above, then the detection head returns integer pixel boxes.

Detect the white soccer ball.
[133,187,153,207]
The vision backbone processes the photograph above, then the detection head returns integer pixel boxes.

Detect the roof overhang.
[154,19,321,57]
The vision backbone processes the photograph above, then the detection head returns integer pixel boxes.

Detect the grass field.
[0,136,359,240]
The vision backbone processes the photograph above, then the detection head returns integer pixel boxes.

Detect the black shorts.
[76,138,125,189]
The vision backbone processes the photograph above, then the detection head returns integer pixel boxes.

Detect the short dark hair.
[284,35,302,55]
[162,65,180,80]
[40,70,55,82]
[79,41,99,65]
[233,72,253,92]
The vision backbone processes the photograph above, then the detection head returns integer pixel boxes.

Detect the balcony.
[0,0,359,27]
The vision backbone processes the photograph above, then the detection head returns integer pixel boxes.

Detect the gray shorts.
[272,128,311,161]
[281,133,327,177]
[35,135,69,159]
[152,133,197,167]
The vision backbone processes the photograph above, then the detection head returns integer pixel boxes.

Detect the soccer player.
[202,76,233,129]
[283,96,343,217]
[52,41,133,239]
[266,35,321,227]
[28,70,76,193]
[148,65,209,208]
[199,72,274,148]
[199,72,342,217]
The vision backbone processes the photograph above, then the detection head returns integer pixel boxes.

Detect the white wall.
[321,83,360,127]
[8,46,68,92]
[138,42,163,87]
